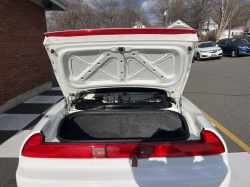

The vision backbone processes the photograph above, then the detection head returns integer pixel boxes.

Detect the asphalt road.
[184,55,250,152]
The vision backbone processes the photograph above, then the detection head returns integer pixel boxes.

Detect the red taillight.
[22,131,224,158]
[22,133,44,157]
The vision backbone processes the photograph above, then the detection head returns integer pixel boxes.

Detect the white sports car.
[194,41,223,61]
[16,29,231,187]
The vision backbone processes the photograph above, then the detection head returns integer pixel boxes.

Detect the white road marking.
[0,114,40,130]
[24,95,63,104]
[0,130,31,157]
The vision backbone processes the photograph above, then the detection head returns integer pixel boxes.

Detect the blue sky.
[85,0,157,23]
[141,0,156,23]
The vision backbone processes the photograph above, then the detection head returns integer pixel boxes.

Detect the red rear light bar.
[44,28,197,37]
[22,130,224,158]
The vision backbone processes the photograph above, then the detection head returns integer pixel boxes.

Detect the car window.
[219,40,226,45]
[226,40,231,45]
[198,42,216,48]
[231,38,248,44]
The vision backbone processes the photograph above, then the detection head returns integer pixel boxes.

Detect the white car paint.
[16,29,231,187]
[43,30,197,100]
[194,42,223,60]
[16,97,231,187]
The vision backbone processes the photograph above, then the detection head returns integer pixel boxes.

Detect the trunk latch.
[117,47,125,53]
[132,151,138,167]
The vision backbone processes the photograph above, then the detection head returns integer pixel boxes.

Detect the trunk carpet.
[57,110,188,142]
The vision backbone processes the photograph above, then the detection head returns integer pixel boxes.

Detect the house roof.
[233,26,247,30]
[167,19,194,30]
[203,18,217,25]
[30,0,69,11]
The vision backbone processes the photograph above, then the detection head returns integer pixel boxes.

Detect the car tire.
[217,57,221,59]
[231,50,237,58]
[197,53,201,61]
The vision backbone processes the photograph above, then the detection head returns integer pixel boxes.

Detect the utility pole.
[164,9,168,27]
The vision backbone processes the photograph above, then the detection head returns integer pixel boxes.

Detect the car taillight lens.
[22,130,225,158]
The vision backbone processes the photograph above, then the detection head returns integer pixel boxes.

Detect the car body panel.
[16,97,231,187]
[16,154,231,187]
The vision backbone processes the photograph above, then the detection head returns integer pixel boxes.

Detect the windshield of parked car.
[198,42,216,48]
[231,38,249,44]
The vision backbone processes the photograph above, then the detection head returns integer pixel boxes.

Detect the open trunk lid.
[44,28,198,100]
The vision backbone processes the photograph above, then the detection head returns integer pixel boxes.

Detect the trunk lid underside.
[44,29,198,99]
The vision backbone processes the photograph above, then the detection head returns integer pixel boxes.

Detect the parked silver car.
[194,41,223,61]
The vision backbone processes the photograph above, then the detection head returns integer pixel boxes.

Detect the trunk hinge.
[65,93,76,113]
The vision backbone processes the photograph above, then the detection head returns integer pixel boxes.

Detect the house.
[0,0,69,113]
[202,18,218,35]
[167,19,194,30]
[133,21,146,28]
[233,26,248,34]
[220,29,244,39]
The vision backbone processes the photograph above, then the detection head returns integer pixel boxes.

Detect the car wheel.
[217,57,221,59]
[231,50,237,58]
[197,53,201,61]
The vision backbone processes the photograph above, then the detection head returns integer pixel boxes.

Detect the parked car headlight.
[218,48,222,51]
[238,46,246,49]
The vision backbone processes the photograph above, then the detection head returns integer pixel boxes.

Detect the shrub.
[233,35,248,39]
[199,35,209,42]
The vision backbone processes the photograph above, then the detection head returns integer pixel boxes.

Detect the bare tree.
[46,0,152,30]
[151,0,171,27]
[120,0,141,27]
[137,7,151,27]
[46,0,95,31]
[187,0,208,37]
[168,0,188,23]
[213,0,245,41]
[230,1,250,29]
[91,0,120,28]
[206,0,216,35]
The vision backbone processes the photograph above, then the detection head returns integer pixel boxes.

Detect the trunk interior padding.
[57,110,189,143]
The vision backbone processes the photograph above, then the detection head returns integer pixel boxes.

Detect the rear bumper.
[17,154,231,187]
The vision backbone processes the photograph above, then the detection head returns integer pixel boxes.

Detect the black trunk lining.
[57,110,189,143]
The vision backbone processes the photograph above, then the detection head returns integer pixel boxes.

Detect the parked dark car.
[246,38,250,43]
[218,38,250,57]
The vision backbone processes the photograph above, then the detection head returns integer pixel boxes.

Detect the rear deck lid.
[44,28,198,98]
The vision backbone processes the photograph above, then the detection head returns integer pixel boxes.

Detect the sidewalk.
[0,87,63,147]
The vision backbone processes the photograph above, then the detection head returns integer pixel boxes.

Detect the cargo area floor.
[57,110,189,142]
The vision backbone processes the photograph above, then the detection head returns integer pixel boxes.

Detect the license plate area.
[211,54,216,57]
